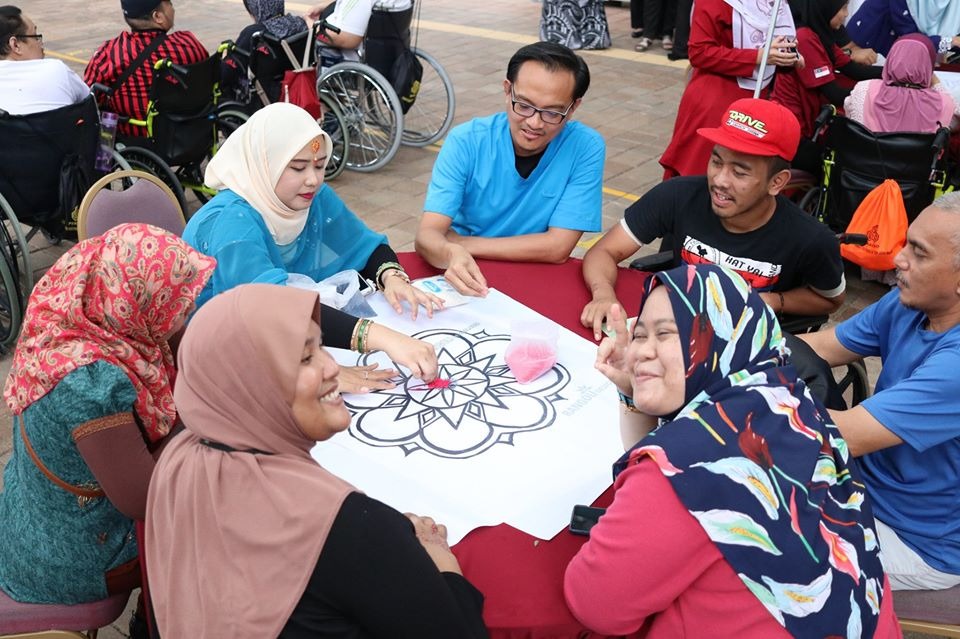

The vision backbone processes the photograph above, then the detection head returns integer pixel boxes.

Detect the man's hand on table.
[443,242,488,298]
[338,363,398,394]
[581,290,622,342]
[406,513,463,574]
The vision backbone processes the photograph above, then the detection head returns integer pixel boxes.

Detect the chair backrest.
[0,95,100,236]
[823,116,946,231]
[76,169,185,241]
[363,8,414,81]
[0,585,130,636]
[141,53,222,165]
[894,584,960,638]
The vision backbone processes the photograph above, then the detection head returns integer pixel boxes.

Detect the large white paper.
[311,289,623,544]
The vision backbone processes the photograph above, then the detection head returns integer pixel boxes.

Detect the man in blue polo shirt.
[414,41,605,296]
[802,192,960,591]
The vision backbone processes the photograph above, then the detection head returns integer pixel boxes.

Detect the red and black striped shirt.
[84,29,208,137]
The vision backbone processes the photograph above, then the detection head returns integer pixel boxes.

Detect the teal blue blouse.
[0,361,139,604]
[183,186,388,310]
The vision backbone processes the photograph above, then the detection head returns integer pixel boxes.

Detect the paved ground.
[3,0,902,636]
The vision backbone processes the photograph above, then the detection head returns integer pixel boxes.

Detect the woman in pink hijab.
[145,283,488,639]
[845,33,958,132]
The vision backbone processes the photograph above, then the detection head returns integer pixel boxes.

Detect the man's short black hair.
[767,156,791,180]
[0,5,25,58]
[506,41,590,101]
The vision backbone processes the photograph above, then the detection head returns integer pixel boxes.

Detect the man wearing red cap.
[84,0,207,138]
[580,98,845,340]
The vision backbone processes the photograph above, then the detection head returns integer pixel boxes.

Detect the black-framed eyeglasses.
[17,33,42,42]
[509,85,573,125]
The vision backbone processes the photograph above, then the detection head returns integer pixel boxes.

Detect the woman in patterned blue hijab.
[565,264,897,638]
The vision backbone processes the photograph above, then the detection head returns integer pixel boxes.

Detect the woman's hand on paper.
[338,363,398,394]
[595,303,633,396]
[405,513,462,574]
[366,324,439,382]
[382,274,444,320]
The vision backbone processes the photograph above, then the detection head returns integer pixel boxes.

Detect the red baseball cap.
[697,98,801,161]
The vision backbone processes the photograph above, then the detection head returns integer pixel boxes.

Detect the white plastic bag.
[287,270,377,317]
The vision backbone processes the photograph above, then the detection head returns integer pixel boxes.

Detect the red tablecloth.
[399,254,649,639]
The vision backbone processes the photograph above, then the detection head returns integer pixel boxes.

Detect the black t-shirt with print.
[623,176,845,296]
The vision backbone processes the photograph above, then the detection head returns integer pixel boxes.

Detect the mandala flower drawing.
[344,327,571,458]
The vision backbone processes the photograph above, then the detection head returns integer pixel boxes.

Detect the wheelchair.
[102,45,250,211]
[0,95,135,348]
[223,29,350,180]
[315,3,456,172]
[797,105,952,232]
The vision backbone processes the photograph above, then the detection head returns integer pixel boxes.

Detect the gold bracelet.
[349,318,363,351]
[356,319,373,353]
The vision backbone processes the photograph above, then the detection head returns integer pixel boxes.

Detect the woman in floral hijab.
[565,264,901,638]
[0,224,215,606]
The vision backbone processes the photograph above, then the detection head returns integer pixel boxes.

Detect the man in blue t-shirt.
[802,193,960,591]
[415,41,605,296]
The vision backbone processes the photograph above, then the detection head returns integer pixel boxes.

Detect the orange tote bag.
[840,179,909,271]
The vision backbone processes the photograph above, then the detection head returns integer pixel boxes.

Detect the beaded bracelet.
[375,261,410,291]
[617,390,643,414]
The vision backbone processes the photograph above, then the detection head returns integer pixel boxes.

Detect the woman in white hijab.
[183,102,441,390]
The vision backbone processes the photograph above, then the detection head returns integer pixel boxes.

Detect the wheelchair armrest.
[629,251,673,272]
[933,126,950,152]
[778,313,829,334]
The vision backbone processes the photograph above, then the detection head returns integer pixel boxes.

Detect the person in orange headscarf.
[0,223,215,606]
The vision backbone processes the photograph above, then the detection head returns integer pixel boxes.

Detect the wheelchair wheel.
[188,109,250,205]
[319,93,349,181]
[0,191,34,298]
[836,359,871,408]
[402,48,455,147]
[0,234,23,350]
[798,187,823,218]
[317,62,403,172]
[116,145,189,214]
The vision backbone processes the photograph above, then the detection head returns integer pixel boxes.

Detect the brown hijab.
[145,284,355,638]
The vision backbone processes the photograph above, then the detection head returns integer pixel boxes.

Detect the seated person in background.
[146,284,488,638]
[83,0,207,138]
[415,41,604,296]
[0,225,214,607]
[307,0,412,65]
[832,21,879,65]
[846,0,960,58]
[801,193,960,590]
[581,98,844,341]
[0,6,89,115]
[565,264,899,637]
[770,0,882,155]
[221,0,306,102]
[184,102,441,390]
[845,34,958,133]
